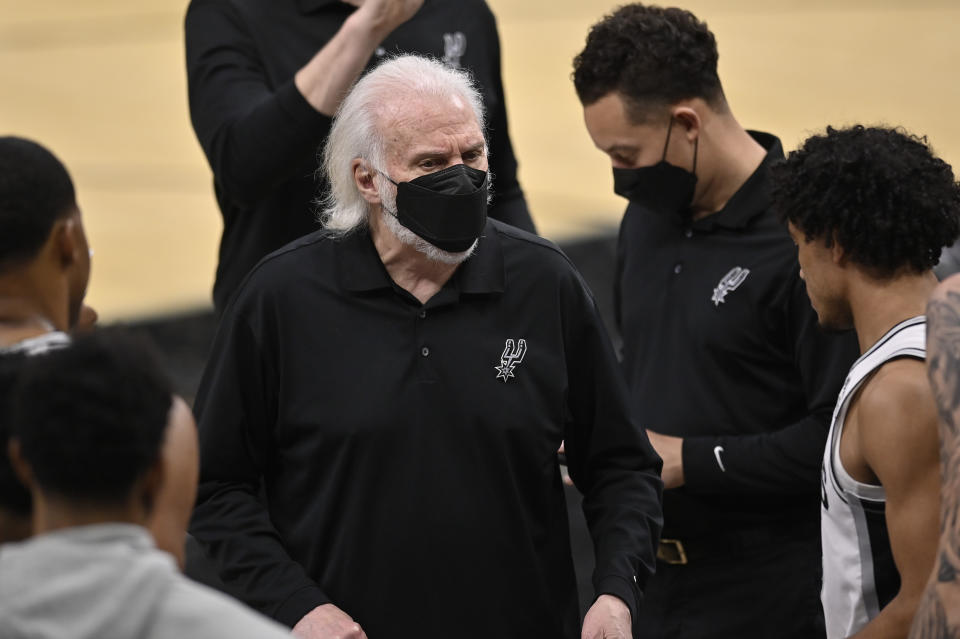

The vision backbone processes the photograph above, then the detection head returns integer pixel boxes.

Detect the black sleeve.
[189,306,330,627]
[681,272,858,493]
[562,268,664,622]
[479,8,535,234]
[184,0,333,208]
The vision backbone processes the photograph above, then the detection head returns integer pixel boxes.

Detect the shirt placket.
[413,304,441,384]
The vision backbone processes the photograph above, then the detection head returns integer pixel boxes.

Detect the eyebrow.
[410,141,486,161]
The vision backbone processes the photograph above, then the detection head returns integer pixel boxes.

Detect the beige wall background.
[2,0,958,320]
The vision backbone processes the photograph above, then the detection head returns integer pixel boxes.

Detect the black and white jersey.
[0,331,70,357]
[821,316,925,639]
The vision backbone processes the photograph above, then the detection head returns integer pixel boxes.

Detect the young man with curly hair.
[572,5,858,637]
[771,125,960,639]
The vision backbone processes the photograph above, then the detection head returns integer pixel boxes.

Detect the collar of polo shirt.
[335,219,505,295]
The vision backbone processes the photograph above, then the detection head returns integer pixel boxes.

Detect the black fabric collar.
[335,220,505,296]
[691,131,784,232]
[458,221,505,295]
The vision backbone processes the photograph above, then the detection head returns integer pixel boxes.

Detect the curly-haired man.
[771,125,960,639]
[572,4,859,637]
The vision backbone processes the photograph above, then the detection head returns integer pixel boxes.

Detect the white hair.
[319,55,487,234]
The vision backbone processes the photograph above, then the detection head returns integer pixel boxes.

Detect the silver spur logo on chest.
[711,266,751,306]
[495,339,527,382]
[442,32,467,68]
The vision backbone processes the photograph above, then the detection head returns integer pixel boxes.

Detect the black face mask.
[381,164,488,253]
[612,118,698,216]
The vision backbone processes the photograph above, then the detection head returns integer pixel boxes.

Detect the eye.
[419,158,439,170]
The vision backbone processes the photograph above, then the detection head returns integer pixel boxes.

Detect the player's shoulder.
[855,355,938,478]
[859,357,932,421]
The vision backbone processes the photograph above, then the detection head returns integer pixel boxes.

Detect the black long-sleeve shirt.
[190,220,663,638]
[185,0,535,312]
[615,132,859,536]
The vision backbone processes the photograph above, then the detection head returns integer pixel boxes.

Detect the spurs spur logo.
[495,338,526,382]
[711,266,751,306]
[442,32,467,68]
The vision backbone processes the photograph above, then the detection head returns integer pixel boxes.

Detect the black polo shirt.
[191,220,663,638]
[185,0,534,312]
[615,132,859,536]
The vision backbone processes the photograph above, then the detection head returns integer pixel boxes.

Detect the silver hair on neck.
[317,54,487,235]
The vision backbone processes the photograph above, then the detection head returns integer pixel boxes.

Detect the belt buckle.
[657,538,688,565]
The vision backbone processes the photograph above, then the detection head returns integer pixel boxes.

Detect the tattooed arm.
[909,275,960,639]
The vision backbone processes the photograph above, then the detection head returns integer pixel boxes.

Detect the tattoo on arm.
[909,289,960,638]
[911,586,950,639]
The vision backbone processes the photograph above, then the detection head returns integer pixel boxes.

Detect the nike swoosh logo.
[713,446,726,472]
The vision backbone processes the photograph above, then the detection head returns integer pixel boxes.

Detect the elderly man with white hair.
[190,55,663,639]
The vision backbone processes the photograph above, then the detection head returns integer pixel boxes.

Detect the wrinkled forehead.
[374,92,484,152]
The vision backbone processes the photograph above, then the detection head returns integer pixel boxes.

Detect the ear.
[670,105,702,141]
[53,217,81,270]
[137,456,166,516]
[7,439,34,489]
[353,159,382,205]
[829,232,848,266]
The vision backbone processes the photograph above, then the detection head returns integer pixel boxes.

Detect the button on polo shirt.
[192,220,664,638]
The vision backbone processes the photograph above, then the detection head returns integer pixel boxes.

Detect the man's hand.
[582,594,632,639]
[345,0,424,37]
[297,0,425,114]
[292,604,368,639]
[646,430,684,489]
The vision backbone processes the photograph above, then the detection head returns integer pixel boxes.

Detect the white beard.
[375,173,478,265]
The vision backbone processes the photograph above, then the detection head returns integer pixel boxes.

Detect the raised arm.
[909,276,960,638]
[184,0,422,206]
[294,0,423,115]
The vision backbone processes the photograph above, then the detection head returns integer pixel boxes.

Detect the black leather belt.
[656,522,814,565]
[657,538,689,564]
